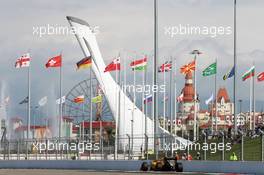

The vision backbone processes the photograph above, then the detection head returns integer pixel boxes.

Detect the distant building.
[216,87,234,116]
[179,72,199,114]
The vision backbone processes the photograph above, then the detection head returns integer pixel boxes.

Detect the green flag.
[92,95,102,103]
[202,62,217,76]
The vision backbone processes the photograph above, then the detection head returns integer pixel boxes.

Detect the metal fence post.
[202,131,206,160]
[144,134,149,160]
[259,130,264,161]
[241,135,244,161]
[187,132,190,157]
[219,131,225,161]
[262,134,264,162]
[17,140,20,160]
[8,141,10,160]
[126,134,131,160]
[238,130,244,161]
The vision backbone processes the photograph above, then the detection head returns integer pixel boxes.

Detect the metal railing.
[0,133,263,161]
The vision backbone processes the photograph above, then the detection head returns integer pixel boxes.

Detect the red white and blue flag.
[144,95,152,104]
[158,61,172,72]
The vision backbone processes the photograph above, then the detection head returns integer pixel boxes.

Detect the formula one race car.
[140,157,183,172]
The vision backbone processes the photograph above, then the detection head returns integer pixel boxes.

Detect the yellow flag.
[92,95,102,103]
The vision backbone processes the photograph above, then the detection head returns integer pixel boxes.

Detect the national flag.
[161,95,169,103]
[74,95,85,104]
[4,96,10,105]
[76,56,92,70]
[38,96,48,106]
[202,62,217,76]
[180,60,195,74]
[143,95,152,104]
[92,95,102,103]
[130,57,147,71]
[15,53,30,68]
[205,93,214,105]
[45,55,62,68]
[56,96,66,104]
[158,61,172,72]
[242,66,255,81]
[177,93,184,102]
[223,66,235,80]
[104,57,120,72]
[257,72,264,82]
[19,96,29,104]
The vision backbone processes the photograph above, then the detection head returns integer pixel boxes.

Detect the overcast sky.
[0,0,263,122]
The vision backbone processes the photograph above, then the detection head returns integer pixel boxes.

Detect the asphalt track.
[0,169,246,175]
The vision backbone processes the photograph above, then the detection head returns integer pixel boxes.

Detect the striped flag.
[76,56,92,70]
[257,72,264,82]
[143,95,152,104]
[130,57,147,71]
[242,66,255,81]
[74,95,85,104]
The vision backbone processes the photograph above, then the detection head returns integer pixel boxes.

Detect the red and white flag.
[257,72,264,82]
[46,55,62,68]
[104,57,120,72]
[15,53,30,68]
[74,95,85,104]
[177,93,184,102]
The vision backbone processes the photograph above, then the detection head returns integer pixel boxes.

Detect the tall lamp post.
[190,49,202,141]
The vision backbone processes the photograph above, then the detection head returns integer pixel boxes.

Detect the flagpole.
[82,102,84,141]
[193,54,197,141]
[131,56,136,158]
[169,58,173,156]
[123,52,127,154]
[142,56,145,150]
[253,63,256,131]
[118,55,121,158]
[249,72,252,130]
[174,59,177,136]
[89,67,93,160]
[233,0,238,135]
[163,65,166,133]
[114,54,121,160]
[144,63,148,155]
[211,100,214,132]
[26,59,31,158]
[153,0,159,158]
[215,58,218,132]
[59,55,62,141]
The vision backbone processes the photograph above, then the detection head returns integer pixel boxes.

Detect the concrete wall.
[180,160,264,174]
[0,160,263,174]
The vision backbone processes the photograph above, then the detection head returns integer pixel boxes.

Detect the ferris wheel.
[63,74,113,122]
